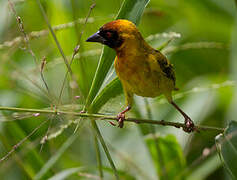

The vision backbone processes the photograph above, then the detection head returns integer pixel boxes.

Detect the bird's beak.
[86,31,105,44]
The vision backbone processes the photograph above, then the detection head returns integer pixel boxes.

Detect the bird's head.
[86,19,141,50]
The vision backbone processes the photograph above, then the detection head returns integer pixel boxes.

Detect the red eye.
[106,32,112,38]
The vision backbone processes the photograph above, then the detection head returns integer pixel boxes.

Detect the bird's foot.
[117,112,125,128]
[183,116,195,133]
[116,106,131,128]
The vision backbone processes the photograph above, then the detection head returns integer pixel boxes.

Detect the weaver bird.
[86,19,195,132]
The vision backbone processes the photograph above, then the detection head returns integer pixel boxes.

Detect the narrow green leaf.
[48,167,83,180]
[103,167,136,180]
[93,133,103,178]
[91,121,119,180]
[36,0,72,75]
[3,119,46,178]
[146,134,186,180]
[215,121,237,178]
[116,0,150,25]
[187,154,222,180]
[85,48,115,108]
[90,77,122,113]
[34,133,79,180]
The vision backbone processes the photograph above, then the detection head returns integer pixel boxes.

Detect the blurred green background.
[0,0,236,179]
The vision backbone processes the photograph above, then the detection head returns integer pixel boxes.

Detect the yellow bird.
[87,19,194,132]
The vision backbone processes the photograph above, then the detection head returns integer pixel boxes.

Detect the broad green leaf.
[146,134,186,180]
[48,167,83,180]
[215,121,237,179]
[85,0,150,109]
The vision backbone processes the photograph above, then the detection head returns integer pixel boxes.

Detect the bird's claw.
[183,116,195,133]
[109,121,116,126]
[117,112,125,128]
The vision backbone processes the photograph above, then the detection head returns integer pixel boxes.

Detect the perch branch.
[0,106,225,133]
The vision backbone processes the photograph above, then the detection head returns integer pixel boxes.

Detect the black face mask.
[86,30,123,49]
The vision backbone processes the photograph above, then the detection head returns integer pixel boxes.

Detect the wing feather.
[155,50,176,84]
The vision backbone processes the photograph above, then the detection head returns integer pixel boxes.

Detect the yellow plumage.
[86,19,194,132]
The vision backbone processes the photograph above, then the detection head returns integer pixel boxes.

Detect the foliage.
[216,121,237,179]
[0,0,236,179]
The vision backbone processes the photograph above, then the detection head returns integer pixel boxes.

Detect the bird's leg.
[117,105,131,128]
[117,87,133,128]
[170,101,195,132]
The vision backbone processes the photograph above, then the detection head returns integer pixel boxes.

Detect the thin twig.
[0,15,114,50]
[40,56,51,96]
[26,40,226,75]
[58,2,96,104]
[71,2,96,133]
[0,18,93,50]
[8,1,56,105]
[153,80,236,106]
[36,0,72,74]
[163,42,228,55]
[0,119,48,163]
[0,106,225,133]
[8,0,38,65]
[9,60,53,101]
[40,116,53,152]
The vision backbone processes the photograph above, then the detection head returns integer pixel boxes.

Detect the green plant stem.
[58,2,95,104]
[0,106,225,133]
[0,119,48,163]
[144,99,167,177]
[36,0,72,75]
[92,127,104,179]
[91,121,119,180]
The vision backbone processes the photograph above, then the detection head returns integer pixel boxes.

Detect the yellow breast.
[114,52,171,97]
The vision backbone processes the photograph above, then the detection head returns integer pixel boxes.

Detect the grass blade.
[146,134,186,180]
[93,133,103,179]
[34,133,79,180]
[48,167,83,180]
[85,48,115,108]
[91,121,119,180]
[90,77,122,113]
[187,154,221,180]
[116,0,150,24]
[215,121,237,178]
[36,0,72,76]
